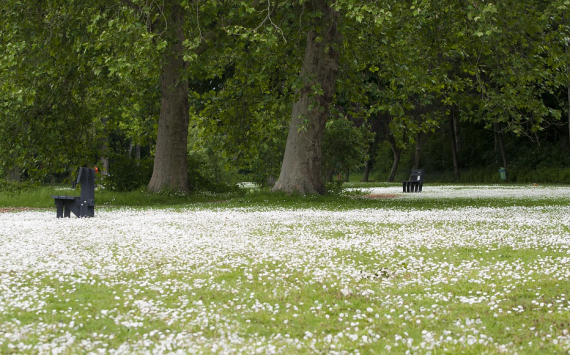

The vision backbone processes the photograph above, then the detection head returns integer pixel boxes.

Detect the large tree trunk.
[272,0,340,195]
[148,2,189,193]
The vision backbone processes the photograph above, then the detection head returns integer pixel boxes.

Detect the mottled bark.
[273,0,340,195]
[148,2,189,193]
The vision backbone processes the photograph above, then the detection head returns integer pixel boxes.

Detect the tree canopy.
[1,0,569,190]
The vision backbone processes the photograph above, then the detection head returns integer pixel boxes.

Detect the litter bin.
[498,167,507,181]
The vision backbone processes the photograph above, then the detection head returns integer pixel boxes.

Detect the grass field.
[0,185,569,354]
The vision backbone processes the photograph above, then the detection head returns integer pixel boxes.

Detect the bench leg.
[55,200,64,218]
[63,200,74,218]
[80,201,88,217]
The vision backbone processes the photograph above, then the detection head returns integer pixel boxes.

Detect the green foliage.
[102,155,153,192]
[1,0,570,193]
[187,151,240,193]
[193,19,294,188]
[373,141,413,182]
[240,139,285,188]
[0,179,37,193]
[187,124,240,193]
[322,118,374,180]
[509,168,570,184]
[0,0,161,180]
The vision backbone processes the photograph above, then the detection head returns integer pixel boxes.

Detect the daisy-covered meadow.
[1,185,569,354]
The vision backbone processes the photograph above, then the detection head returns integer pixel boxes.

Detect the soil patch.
[0,207,36,213]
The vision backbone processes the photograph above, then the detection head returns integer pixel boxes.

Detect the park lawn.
[0,185,569,353]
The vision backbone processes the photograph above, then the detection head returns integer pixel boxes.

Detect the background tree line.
[1,0,569,193]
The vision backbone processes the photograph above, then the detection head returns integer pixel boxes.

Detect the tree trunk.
[361,139,374,182]
[453,112,461,152]
[412,133,422,170]
[388,148,402,183]
[387,136,401,182]
[494,122,508,181]
[147,2,189,193]
[99,117,110,176]
[362,159,371,182]
[567,41,569,153]
[449,115,460,180]
[272,0,340,195]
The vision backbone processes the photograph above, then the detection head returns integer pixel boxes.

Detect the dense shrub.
[0,179,37,193]
[187,149,240,193]
[102,155,153,191]
[509,168,570,184]
[322,118,374,181]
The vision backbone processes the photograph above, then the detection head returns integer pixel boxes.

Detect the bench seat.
[52,167,95,218]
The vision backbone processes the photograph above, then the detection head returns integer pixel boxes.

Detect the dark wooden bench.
[51,167,95,218]
[402,169,424,193]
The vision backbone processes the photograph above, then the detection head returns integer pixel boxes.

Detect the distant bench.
[403,169,424,193]
[51,167,95,218]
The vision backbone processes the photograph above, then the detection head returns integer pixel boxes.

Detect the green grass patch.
[1,185,569,352]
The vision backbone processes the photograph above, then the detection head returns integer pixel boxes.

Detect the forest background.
[1,0,569,194]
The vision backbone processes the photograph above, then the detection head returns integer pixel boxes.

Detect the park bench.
[402,169,424,193]
[51,167,95,218]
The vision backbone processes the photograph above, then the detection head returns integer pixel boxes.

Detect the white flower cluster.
[0,185,569,353]
[355,184,570,200]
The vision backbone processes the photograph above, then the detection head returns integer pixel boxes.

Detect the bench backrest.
[77,167,95,205]
[409,169,424,183]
